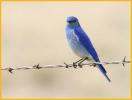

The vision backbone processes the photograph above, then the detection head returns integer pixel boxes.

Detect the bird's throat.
[68,22,80,28]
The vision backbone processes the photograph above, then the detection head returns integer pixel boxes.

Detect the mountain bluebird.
[65,16,111,82]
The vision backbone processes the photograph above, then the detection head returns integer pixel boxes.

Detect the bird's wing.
[74,27,100,62]
[74,27,107,75]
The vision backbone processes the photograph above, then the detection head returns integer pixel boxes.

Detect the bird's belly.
[67,31,92,59]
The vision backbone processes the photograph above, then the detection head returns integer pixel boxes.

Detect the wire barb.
[33,64,42,69]
[64,62,69,68]
[0,56,131,73]
[8,68,14,74]
[122,56,126,67]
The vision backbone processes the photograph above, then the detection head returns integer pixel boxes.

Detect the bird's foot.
[77,57,88,68]
[73,62,78,68]
[78,63,83,68]
[72,57,88,68]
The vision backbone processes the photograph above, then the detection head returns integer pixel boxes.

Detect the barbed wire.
[0,56,130,74]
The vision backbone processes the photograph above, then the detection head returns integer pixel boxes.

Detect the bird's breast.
[66,29,92,59]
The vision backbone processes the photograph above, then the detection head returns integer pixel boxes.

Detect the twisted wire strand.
[0,56,130,73]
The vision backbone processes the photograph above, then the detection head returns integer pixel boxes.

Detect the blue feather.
[74,26,111,82]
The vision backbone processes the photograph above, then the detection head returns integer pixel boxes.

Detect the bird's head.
[67,16,80,27]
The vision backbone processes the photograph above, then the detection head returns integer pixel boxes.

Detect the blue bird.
[65,16,111,82]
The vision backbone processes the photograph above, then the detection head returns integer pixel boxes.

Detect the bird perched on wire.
[65,16,111,82]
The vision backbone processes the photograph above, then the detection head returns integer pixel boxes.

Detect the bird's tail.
[97,64,111,82]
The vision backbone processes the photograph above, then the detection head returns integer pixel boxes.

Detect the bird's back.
[73,26,110,80]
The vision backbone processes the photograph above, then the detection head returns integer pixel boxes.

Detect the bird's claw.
[78,63,83,68]
[73,62,77,68]
[72,62,83,68]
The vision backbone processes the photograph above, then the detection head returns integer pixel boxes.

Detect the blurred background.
[2,2,130,98]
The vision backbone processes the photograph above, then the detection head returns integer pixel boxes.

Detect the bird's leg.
[78,57,88,68]
[73,58,84,68]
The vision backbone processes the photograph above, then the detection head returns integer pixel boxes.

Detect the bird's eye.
[68,20,76,23]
